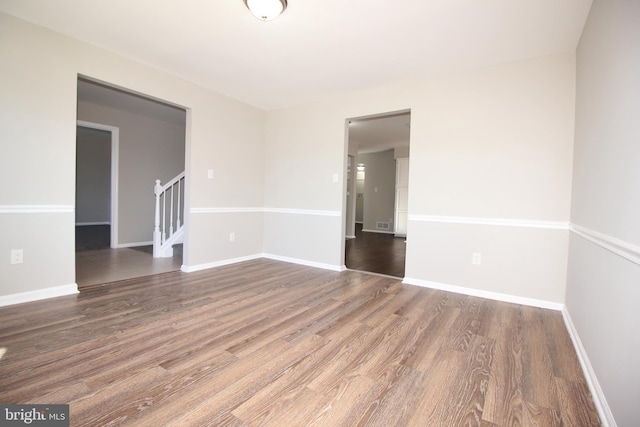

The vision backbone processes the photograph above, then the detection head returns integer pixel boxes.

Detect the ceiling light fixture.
[243,0,288,21]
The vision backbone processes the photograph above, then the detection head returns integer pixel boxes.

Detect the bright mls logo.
[1,405,69,426]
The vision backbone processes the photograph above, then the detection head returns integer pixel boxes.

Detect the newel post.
[153,179,162,258]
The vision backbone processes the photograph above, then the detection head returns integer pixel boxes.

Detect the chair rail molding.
[570,223,640,266]
[408,214,570,230]
[0,205,74,214]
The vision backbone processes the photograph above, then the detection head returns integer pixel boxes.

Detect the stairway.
[153,172,185,258]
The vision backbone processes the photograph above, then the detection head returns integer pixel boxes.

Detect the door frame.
[341,109,411,271]
[77,120,120,248]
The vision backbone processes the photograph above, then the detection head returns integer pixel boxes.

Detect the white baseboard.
[402,277,564,311]
[76,221,111,226]
[362,229,395,235]
[561,307,616,427]
[181,254,263,273]
[183,253,345,274]
[0,284,79,307]
[116,241,153,248]
[346,235,356,239]
[262,253,345,272]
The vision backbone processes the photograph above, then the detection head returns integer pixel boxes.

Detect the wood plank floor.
[345,224,406,278]
[0,259,600,426]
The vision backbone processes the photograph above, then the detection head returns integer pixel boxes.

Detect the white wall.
[263,103,346,268]
[265,52,575,304]
[0,13,265,299]
[566,0,640,425]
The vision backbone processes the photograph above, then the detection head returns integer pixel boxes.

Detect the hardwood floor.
[75,224,183,287]
[0,259,600,426]
[345,224,406,278]
[76,246,182,288]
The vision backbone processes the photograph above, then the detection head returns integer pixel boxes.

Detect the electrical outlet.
[472,252,482,265]
[229,232,235,242]
[11,249,23,264]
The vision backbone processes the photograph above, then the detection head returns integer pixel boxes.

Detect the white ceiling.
[0,0,592,112]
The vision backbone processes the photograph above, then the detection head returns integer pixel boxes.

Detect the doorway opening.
[343,110,411,278]
[75,77,186,288]
[76,121,118,251]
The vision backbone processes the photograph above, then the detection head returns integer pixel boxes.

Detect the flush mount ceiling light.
[243,0,288,21]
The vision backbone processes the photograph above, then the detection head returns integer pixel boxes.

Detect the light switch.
[207,169,214,179]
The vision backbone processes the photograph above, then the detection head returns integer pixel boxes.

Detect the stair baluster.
[153,172,185,258]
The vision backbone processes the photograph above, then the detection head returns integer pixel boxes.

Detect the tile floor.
[75,246,182,287]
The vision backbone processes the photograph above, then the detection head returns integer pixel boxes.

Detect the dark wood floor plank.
[0,259,600,426]
[345,223,406,278]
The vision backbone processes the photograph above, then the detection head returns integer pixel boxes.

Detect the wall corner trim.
[402,277,564,310]
[0,284,79,307]
[561,306,617,427]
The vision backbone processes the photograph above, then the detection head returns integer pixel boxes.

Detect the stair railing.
[153,172,185,257]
